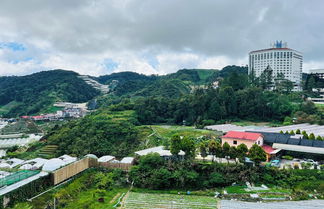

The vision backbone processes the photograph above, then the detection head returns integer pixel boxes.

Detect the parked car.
[306,159,318,165]
[270,159,280,167]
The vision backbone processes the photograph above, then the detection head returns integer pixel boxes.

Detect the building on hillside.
[221,131,278,161]
[309,69,324,79]
[248,41,303,91]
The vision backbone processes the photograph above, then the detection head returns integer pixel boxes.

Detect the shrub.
[316,136,323,140]
[309,133,315,140]
[282,155,293,160]
[301,162,312,169]
[296,129,301,134]
[320,165,324,170]
[289,130,295,135]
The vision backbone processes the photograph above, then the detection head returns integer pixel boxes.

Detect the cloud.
[0,0,324,76]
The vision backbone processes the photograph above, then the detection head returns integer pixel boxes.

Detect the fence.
[99,162,133,171]
[51,158,90,185]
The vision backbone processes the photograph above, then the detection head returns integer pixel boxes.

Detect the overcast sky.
[0,0,323,76]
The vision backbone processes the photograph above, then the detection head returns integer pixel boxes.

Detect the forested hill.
[0,66,247,117]
[95,66,247,99]
[0,70,100,117]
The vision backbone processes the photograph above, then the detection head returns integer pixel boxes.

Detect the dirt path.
[110,192,121,203]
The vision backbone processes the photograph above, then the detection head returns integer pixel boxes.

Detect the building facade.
[249,41,303,90]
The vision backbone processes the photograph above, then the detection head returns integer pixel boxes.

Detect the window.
[233,140,237,145]
[257,141,260,145]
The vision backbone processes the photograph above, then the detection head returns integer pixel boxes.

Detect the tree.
[222,142,231,163]
[170,134,182,156]
[248,144,266,166]
[229,146,238,163]
[280,130,284,134]
[316,136,323,140]
[289,130,295,135]
[237,144,248,163]
[199,141,208,161]
[208,140,222,162]
[208,140,217,162]
[181,136,196,160]
[296,129,301,134]
[300,101,317,115]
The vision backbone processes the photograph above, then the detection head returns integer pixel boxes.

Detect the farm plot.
[124,192,218,209]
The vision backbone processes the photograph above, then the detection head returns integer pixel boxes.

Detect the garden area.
[124,192,218,209]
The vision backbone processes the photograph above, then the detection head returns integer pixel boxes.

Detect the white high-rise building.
[248,41,303,90]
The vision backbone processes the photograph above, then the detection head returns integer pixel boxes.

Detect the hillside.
[0,70,100,117]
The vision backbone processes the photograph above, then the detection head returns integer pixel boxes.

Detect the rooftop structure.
[206,123,324,137]
[222,131,262,141]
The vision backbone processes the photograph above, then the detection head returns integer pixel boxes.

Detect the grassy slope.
[136,125,221,150]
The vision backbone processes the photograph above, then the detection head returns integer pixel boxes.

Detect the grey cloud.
[0,0,324,75]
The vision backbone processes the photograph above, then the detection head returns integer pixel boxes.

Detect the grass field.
[137,125,221,148]
[124,192,218,209]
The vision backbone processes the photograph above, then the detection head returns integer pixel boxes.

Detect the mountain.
[0,70,100,117]
[0,66,247,117]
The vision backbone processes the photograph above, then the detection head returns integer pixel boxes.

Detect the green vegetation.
[129,154,324,200]
[10,169,128,209]
[45,110,140,158]
[0,70,100,117]
[124,192,218,209]
[0,119,42,135]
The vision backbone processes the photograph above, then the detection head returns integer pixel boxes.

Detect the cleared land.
[124,192,218,209]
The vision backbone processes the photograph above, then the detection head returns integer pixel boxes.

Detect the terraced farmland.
[124,192,218,209]
[38,145,58,158]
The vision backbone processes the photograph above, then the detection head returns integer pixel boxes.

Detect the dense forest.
[45,110,140,158]
[104,70,323,126]
[0,70,100,117]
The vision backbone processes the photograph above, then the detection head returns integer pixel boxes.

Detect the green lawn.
[124,192,218,209]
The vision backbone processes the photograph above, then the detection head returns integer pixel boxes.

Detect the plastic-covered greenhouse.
[0,170,40,188]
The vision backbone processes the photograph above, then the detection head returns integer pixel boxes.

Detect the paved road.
[220,200,324,209]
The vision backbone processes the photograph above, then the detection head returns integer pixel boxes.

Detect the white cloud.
[0,0,324,76]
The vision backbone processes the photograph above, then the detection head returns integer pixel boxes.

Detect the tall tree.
[199,141,208,161]
[170,134,182,156]
[248,144,266,165]
[237,143,248,163]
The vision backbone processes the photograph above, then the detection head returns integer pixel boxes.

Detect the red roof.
[262,145,275,154]
[222,131,262,141]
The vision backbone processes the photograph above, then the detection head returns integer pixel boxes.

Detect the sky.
[0,0,324,76]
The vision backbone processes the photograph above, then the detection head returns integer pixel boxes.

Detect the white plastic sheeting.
[120,157,134,164]
[59,155,77,164]
[42,158,66,172]
[0,134,43,148]
[0,163,10,168]
[20,164,33,170]
[98,155,115,163]
[85,154,98,159]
